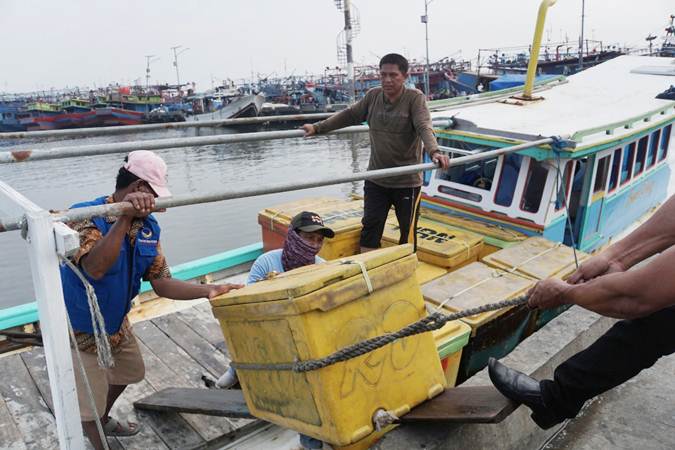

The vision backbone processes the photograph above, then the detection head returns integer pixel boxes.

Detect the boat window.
[608,148,621,192]
[555,161,574,211]
[659,124,672,162]
[594,155,611,193]
[620,143,635,185]
[634,136,648,176]
[438,185,482,203]
[437,138,486,152]
[494,153,524,207]
[647,129,660,169]
[436,152,499,191]
[520,159,548,213]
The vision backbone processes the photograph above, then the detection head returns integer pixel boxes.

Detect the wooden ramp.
[134,387,254,419]
[134,385,517,426]
[397,386,518,424]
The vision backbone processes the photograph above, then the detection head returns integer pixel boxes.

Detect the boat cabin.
[425,55,675,252]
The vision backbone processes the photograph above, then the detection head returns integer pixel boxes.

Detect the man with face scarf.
[216,211,334,389]
[215,211,334,449]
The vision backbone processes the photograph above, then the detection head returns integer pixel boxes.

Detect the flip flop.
[103,416,142,437]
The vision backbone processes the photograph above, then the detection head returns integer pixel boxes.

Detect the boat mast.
[144,54,159,91]
[578,0,585,71]
[343,0,355,102]
[422,0,432,99]
[171,45,190,94]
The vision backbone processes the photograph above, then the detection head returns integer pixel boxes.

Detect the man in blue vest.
[61,150,242,450]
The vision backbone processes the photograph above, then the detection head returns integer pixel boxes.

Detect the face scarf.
[281,228,322,272]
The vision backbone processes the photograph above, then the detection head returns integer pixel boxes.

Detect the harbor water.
[0,128,371,308]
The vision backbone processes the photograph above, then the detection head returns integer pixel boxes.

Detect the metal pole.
[578,0,585,71]
[145,55,157,91]
[171,45,182,89]
[0,136,560,231]
[523,0,558,99]
[0,119,453,164]
[0,112,337,140]
[423,0,431,98]
[0,181,85,449]
[344,0,355,102]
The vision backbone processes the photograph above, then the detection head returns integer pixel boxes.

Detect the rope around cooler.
[230,294,529,373]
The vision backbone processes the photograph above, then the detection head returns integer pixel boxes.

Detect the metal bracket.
[53,222,80,258]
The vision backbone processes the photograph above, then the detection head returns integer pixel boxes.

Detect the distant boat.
[188,94,264,121]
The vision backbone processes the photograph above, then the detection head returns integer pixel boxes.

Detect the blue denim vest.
[60,196,161,334]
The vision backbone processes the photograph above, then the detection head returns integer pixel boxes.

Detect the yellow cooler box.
[258,196,365,260]
[481,236,589,281]
[481,236,590,334]
[420,209,528,258]
[416,261,449,285]
[422,262,535,383]
[210,245,446,447]
[381,216,484,268]
[428,313,472,387]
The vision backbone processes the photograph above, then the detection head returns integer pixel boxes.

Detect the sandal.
[103,416,142,437]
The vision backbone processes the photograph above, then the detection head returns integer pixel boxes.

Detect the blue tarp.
[489,74,557,91]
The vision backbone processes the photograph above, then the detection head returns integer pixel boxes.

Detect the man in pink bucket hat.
[60,150,243,449]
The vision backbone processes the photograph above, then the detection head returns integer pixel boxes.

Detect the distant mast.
[335,0,359,102]
[344,0,354,101]
[578,0,585,71]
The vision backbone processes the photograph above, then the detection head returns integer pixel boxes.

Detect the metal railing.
[0,112,336,141]
[0,136,558,233]
[0,119,453,164]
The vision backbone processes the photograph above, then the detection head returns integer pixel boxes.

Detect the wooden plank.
[0,390,28,450]
[152,314,230,377]
[0,354,60,450]
[175,306,229,356]
[133,321,236,442]
[397,386,518,424]
[20,347,132,450]
[134,388,253,418]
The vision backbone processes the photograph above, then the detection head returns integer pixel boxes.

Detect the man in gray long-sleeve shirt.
[303,53,449,252]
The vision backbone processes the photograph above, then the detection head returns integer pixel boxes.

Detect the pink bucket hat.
[124,150,172,198]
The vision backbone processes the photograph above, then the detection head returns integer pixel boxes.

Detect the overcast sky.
[1,0,672,93]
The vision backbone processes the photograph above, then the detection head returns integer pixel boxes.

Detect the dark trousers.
[541,306,675,420]
[360,180,421,250]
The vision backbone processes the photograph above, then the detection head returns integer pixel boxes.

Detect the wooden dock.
[0,301,253,450]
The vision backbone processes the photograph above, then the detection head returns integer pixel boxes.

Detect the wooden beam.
[397,386,518,424]
[134,388,253,419]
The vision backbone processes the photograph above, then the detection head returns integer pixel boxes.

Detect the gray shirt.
[314,87,439,188]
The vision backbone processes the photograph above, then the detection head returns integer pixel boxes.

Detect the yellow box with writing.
[481,236,589,281]
[258,196,365,260]
[210,245,446,447]
[381,216,483,268]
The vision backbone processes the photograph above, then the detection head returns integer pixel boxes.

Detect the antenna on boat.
[422,0,434,99]
[335,0,360,102]
[171,45,190,94]
[578,0,585,71]
[144,55,160,91]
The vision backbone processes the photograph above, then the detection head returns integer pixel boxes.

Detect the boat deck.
[0,301,252,450]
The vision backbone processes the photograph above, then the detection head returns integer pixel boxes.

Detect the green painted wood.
[0,242,263,330]
[140,242,262,292]
[0,303,39,331]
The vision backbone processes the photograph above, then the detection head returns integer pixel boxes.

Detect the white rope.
[67,317,110,450]
[342,260,374,294]
[434,243,562,312]
[372,408,399,431]
[59,256,114,369]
